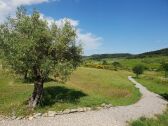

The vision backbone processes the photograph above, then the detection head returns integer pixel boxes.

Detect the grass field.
[130,71,168,126]
[0,67,141,116]
[136,71,168,98]
[85,56,168,70]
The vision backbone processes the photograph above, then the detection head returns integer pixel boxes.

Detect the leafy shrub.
[102,60,108,65]
[112,61,122,71]
[132,64,144,78]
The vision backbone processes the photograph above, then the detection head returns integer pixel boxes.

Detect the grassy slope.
[67,67,140,106]
[0,67,141,116]
[119,56,168,70]
[136,71,168,97]
[86,56,168,70]
[130,71,168,126]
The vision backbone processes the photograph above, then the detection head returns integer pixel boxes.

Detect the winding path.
[0,76,167,126]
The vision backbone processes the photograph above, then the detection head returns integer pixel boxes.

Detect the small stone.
[42,113,48,117]
[96,107,102,110]
[33,113,42,118]
[16,116,23,120]
[77,108,84,112]
[106,104,112,108]
[11,116,16,120]
[101,103,106,107]
[62,109,71,114]
[70,109,78,113]
[22,117,26,120]
[83,107,88,111]
[28,116,33,120]
[48,111,56,117]
[86,107,91,111]
[55,111,63,115]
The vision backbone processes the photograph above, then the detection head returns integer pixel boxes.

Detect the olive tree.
[132,64,144,78]
[0,7,82,108]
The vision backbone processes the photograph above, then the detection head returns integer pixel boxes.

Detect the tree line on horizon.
[84,48,168,60]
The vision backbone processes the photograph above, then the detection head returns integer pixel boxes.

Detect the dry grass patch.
[0,67,141,116]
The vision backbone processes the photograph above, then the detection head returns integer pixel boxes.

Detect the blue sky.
[0,0,168,55]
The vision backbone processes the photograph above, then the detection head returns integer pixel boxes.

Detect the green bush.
[132,64,144,78]
[112,61,122,71]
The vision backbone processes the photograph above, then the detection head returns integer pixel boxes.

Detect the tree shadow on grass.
[160,93,168,101]
[40,86,87,107]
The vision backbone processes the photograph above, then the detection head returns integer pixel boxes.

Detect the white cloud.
[77,30,102,51]
[76,29,103,54]
[55,18,79,28]
[11,0,48,6]
[0,0,57,22]
[40,14,103,54]
[40,13,55,26]
[40,14,79,27]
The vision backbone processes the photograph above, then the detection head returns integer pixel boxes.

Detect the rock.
[77,108,84,112]
[48,111,56,117]
[86,107,91,111]
[70,109,78,113]
[55,111,63,115]
[96,107,102,110]
[42,113,48,117]
[106,104,112,108]
[101,103,106,107]
[11,116,16,120]
[83,107,88,111]
[33,113,42,118]
[22,117,26,120]
[16,116,23,120]
[28,116,34,120]
[62,109,71,114]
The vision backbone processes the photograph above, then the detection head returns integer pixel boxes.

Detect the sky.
[0,0,168,55]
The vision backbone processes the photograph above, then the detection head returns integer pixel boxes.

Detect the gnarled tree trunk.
[28,67,44,108]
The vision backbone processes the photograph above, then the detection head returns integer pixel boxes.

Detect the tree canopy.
[132,64,144,78]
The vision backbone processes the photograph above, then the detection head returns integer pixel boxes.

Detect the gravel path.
[0,76,167,126]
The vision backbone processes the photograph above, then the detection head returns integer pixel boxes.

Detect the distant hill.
[84,53,133,60]
[135,48,168,58]
[84,48,168,60]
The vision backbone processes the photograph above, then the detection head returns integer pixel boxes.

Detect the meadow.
[0,67,141,116]
[83,56,168,126]
[0,54,168,126]
[84,56,168,70]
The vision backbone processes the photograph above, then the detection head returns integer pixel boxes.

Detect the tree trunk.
[28,67,44,108]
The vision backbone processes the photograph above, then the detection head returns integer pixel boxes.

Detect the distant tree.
[102,60,107,65]
[0,7,82,108]
[112,62,122,71]
[132,65,144,78]
[161,62,168,78]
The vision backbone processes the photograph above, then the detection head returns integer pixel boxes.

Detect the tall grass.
[0,67,141,116]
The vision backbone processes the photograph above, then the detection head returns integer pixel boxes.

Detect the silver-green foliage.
[0,7,82,82]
